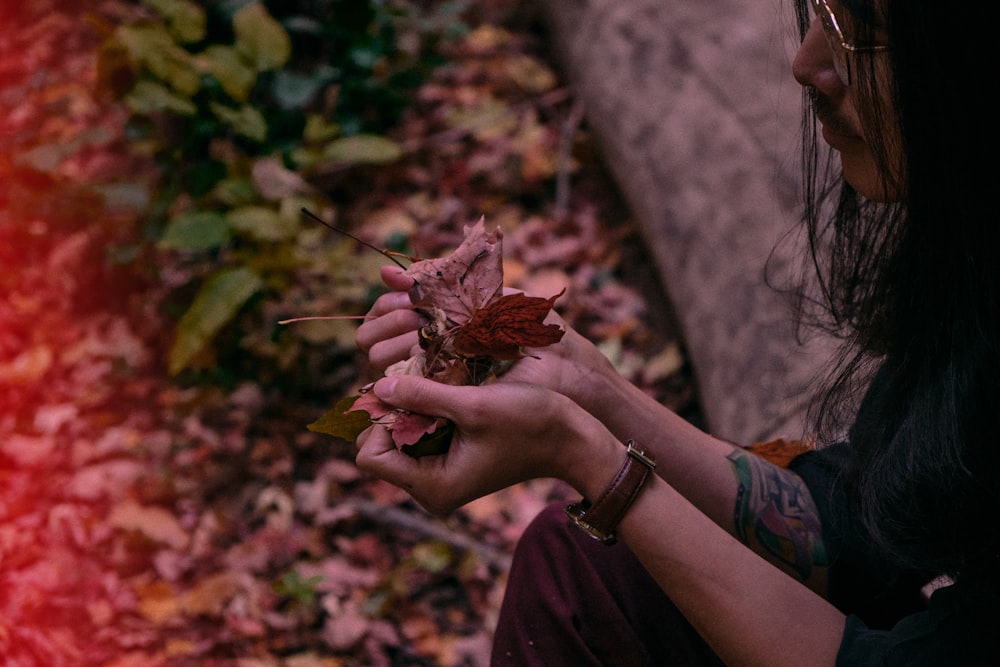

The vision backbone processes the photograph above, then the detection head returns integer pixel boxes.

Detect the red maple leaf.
[350,388,448,448]
[451,290,566,360]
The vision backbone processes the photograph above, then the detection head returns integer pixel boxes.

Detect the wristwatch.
[565,440,656,545]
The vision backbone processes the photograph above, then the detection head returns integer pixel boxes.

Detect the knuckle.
[368,338,405,369]
[356,326,378,353]
[369,293,397,316]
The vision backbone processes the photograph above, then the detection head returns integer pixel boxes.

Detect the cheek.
[839,145,901,203]
[839,147,880,196]
[849,64,906,201]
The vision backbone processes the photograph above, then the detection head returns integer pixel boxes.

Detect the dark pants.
[491,503,726,666]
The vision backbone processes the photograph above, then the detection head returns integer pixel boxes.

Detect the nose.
[793,18,844,96]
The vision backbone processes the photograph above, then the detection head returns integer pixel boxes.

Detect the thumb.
[373,375,464,421]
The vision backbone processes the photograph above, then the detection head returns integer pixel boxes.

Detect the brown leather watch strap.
[565,440,656,544]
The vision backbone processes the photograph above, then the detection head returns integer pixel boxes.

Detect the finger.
[368,331,420,370]
[355,424,376,450]
[357,308,423,352]
[356,424,394,458]
[381,265,415,291]
[372,375,482,425]
[366,290,415,318]
[356,425,421,489]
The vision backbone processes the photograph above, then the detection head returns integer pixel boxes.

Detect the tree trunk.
[538,0,836,444]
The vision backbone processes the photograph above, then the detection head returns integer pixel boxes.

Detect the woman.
[354,0,998,664]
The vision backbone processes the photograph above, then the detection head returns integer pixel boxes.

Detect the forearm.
[616,476,845,667]
[580,367,746,522]
[580,369,829,589]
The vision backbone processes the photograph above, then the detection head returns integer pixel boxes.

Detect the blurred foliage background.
[99,0,473,389]
[0,1,692,664]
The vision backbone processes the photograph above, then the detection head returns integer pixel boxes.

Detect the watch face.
[565,502,617,544]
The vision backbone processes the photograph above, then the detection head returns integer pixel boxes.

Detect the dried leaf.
[182,571,243,617]
[405,217,503,325]
[109,500,189,549]
[349,388,451,451]
[136,580,180,625]
[252,157,315,200]
[452,290,565,360]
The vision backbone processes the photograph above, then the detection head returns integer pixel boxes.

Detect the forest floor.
[0,1,700,665]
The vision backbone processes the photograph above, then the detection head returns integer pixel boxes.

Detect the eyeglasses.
[809,0,889,85]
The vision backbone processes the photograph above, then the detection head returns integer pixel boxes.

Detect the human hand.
[355,265,423,371]
[355,375,620,516]
[356,265,619,414]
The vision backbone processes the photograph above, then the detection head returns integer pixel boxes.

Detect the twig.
[343,499,513,571]
[301,208,408,269]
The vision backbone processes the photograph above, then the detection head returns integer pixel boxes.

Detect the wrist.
[565,440,657,544]
[563,351,623,422]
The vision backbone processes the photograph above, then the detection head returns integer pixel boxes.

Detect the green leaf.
[169,267,264,375]
[288,146,323,169]
[159,211,230,250]
[226,205,298,241]
[233,2,291,72]
[323,135,403,165]
[210,102,268,142]
[126,80,197,115]
[199,45,257,102]
[213,177,259,206]
[118,24,201,96]
[143,0,206,43]
[303,114,340,143]
[307,395,371,441]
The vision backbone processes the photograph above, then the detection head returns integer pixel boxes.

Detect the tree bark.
[538,0,837,444]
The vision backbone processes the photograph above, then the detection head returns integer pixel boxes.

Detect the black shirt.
[790,444,998,665]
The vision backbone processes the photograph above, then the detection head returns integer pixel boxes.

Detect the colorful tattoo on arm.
[727,450,828,582]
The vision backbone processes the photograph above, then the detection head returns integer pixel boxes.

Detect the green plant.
[273,569,324,606]
[101,0,469,382]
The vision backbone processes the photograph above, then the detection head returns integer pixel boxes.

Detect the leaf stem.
[300,208,409,269]
[278,315,375,325]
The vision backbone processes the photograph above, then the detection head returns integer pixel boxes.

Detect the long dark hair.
[792,0,999,579]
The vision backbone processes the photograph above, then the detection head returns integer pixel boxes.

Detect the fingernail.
[374,377,397,399]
